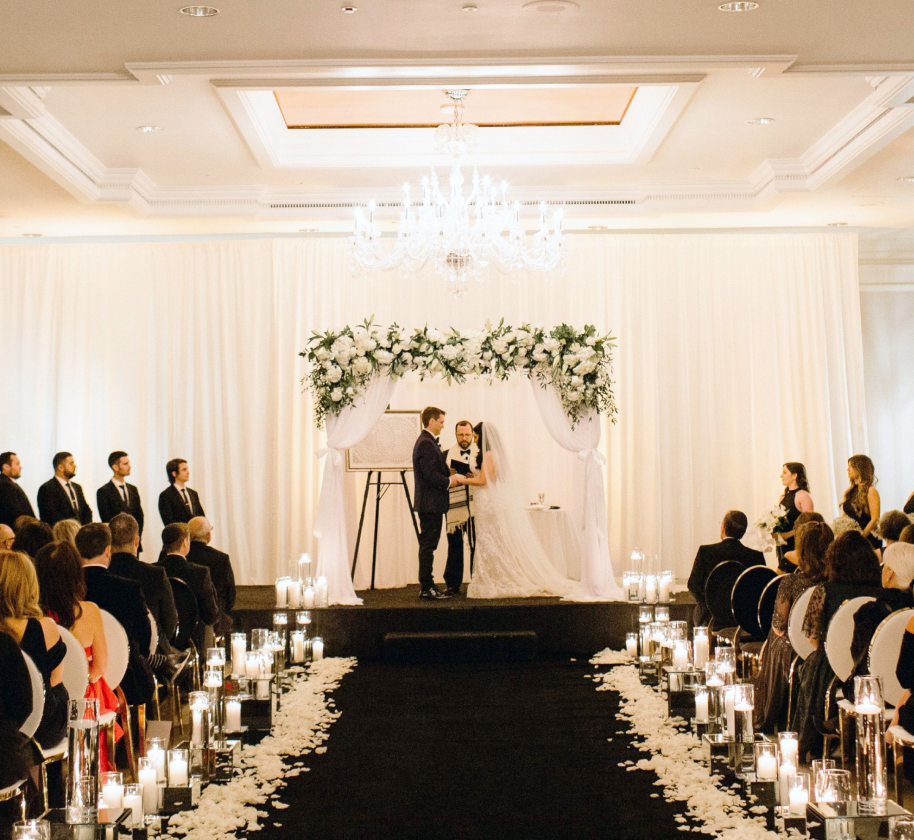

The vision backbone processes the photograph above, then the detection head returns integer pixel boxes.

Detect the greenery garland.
[302,318,617,429]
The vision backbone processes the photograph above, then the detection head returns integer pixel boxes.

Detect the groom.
[412,406,464,600]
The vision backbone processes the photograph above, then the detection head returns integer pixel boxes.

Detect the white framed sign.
[345,410,422,472]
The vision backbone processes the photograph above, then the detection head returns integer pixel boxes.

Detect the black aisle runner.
[271,658,691,840]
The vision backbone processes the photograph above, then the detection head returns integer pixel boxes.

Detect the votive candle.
[122,786,143,828]
[225,699,242,732]
[312,637,324,661]
[168,749,189,786]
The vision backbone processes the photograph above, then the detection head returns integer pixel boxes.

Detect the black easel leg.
[370,474,382,590]
[400,471,420,541]
[352,471,373,579]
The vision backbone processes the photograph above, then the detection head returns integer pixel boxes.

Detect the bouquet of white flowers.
[753,504,791,551]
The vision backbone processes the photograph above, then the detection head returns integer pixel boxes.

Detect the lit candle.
[225,699,242,732]
[275,576,290,608]
[137,766,157,814]
[292,631,305,663]
[779,734,798,768]
[854,702,882,715]
[695,690,709,721]
[757,753,778,781]
[102,781,123,809]
[723,687,735,736]
[245,652,261,678]
[659,573,671,603]
[203,669,222,689]
[789,784,809,816]
[693,632,709,670]
[645,576,657,604]
[303,586,315,609]
[123,789,143,827]
[231,633,247,676]
[315,576,329,607]
[779,764,796,806]
[625,635,637,658]
[672,642,689,670]
[288,579,302,609]
[255,679,270,700]
[312,638,324,661]
[168,754,188,786]
[191,709,202,745]
[147,743,166,782]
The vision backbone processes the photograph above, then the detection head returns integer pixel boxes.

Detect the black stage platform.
[232,585,696,659]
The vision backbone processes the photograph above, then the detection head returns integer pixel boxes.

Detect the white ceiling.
[1,0,914,239]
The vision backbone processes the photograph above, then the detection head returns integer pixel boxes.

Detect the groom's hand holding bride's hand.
[449,474,464,487]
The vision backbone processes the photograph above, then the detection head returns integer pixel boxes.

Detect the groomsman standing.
[97,451,145,540]
[158,458,206,525]
[37,452,93,527]
[0,452,35,527]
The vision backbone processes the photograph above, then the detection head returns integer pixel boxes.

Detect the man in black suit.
[157,523,220,651]
[412,406,464,600]
[0,452,36,528]
[187,516,236,636]
[158,459,205,525]
[75,522,153,704]
[687,510,766,625]
[37,452,92,527]
[97,451,145,540]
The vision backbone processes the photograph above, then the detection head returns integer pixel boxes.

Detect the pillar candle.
[275,578,289,608]
[779,735,798,768]
[137,769,157,814]
[757,753,778,781]
[695,690,709,721]
[625,636,637,658]
[292,631,305,663]
[102,781,123,809]
[231,635,246,676]
[148,746,166,782]
[303,587,315,609]
[672,643,688,670]
[191,710,202,745]
[312,638,324,661]
[789,786,808,816]
[725,688,736,737]
[122,793,143,827]
[694,635,709,670]
[245,652,261,678]
[168,757,188,786]
[779,764,796,806]
[288,579,302,609]
[659,576,671,603]
[645,577,657,604]
[225,699,242,732]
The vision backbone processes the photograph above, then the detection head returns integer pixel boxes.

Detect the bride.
[463,422,575,599]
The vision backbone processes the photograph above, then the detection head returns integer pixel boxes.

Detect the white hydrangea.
[330,388,343,402]
[325,365,343,383]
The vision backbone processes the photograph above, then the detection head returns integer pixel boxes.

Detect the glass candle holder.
[638,605,654,625]
[314,576,329,608]
[694,687,709,722]
[671,640,690,670]
[145,737,166,782]
[754,741,778,781]
[815,768,852,804]
[721,684,737,738]
[659,570,673,604]
[66,775,96,825]
[644,574,658,604]
[122,784,143,828]
[205,647,225,669]
[296,610,312,629]
[230,632,246,676]
[251,628,269,653]
[225,697,242,732]
[810,759,836,802]
[12,821,50,840]
[788,772,810,816]
[655,605,670,623]
[167,748,189,786]
[303,585,315,608]
[245,651,262,678]
[668,620,687,642]
[275,575,291,608]
[624,571,640,602]
[189,691,211,747]
[625,632,638,659]
[272,611,289,629]
[715,646,736,679]
[291,630,307,663]
[66,699,99,824]
[312,636,324,661]
[693,626,710,670]
[136,758,158,815]
[101,771,124,809]
[854,674,887,803]
[778,731,799,769]
[287,577,303,609]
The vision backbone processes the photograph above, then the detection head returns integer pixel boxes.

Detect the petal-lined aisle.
[263,657,700,839]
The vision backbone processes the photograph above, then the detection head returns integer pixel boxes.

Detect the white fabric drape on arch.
[529,380,624,600]
[313,375,397,604]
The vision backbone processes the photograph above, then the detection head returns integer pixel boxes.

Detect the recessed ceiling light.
[522,0,579,12]
[897,176,914,183]
[718,1,759,10]
[341,5,357,12]
[180,5,219,15]
[22,233,43,237]
[587,225,609,231]
[462,3,478,10]
[827,222,848,227]
[748,117,775,125]
[136,125,164,133]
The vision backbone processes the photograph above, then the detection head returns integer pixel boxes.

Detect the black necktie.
[181,488,192,512]
[120,484,129,505]
[66,483,78,510]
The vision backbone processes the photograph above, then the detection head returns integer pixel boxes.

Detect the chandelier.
[349,90,566,297]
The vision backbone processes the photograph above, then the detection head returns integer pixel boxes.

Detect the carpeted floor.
[266,657,696,840]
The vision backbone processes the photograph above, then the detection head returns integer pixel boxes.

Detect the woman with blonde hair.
[0,550,68,750]
[52,518,80,547]
[842,455,881,552]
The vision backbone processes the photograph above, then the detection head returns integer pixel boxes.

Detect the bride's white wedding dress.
[466,424,575,600]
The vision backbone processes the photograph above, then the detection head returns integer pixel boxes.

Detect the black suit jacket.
[155,553,220,627]
[0,474,35,527]
[109,552,178,649]
[158,485,205,525]
[687,538,766,624]
[97,481,145,537]
[82,565,152,658]
[412,431,451,515]
[187,541,236,634]
[37,477,92,527]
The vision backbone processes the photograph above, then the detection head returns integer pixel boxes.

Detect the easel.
[351,471,420,590]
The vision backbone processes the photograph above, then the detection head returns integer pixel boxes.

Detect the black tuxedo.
[158,485,205,525]
[97,481,145,538]
[37,477,92,527]
[109,552,178,651]
[687,537,766,625]
[412,430,453,591]
[0,474,35,527]
[155,553,220,628]
[83,564,152,662]
[187,541,236,635]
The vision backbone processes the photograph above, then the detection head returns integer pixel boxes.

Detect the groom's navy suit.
[412,430,452,591]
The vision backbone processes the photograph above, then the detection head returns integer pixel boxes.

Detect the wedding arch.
[303,319,624,605]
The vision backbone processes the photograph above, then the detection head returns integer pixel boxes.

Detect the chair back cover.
[868,607,914,708]
[148,611,159,658]
[824,595,876,682]
[757,574,787,639]
[788,587,816,661]
[705,561,746,627]
[99,609,130,688]
[169,577,199,652]
[732,565,779,639]
[56,625,90,703]
[19,651,45,739]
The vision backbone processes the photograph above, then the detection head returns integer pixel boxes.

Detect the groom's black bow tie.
[460,448,471,456]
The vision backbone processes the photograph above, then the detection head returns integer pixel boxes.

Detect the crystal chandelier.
[349,90,566,297]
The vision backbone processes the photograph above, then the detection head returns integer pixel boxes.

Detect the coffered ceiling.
[1,0,914,238]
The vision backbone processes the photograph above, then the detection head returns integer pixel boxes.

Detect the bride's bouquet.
[753,505,791,551]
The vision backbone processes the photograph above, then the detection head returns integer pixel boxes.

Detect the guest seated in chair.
[75,523,154,706]
[753,519,832,731]
[156,523,219,653]
[687,510,766,626]
[11,521,53,560]
[187,517,236,637]
[51,519,80,547]
[792,531,883,759]
[33,541,122,774]
[879,510,913,551]
[0,524,13,551]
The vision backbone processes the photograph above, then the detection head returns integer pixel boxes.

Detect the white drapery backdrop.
[0,233,866,587]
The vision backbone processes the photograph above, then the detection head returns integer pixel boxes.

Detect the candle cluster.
[623,549,673,604]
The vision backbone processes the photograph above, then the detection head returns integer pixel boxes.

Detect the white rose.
[330,388,343,402]
[585,336,597,346]
[326,364,343,383]
[544,338,560,353]
[427,328,442,342]
[375,350,393,366]
[439,345,460,361]
[392,343,403,354]
[316,348,331,361]
[352,356,372,376]
[402,352,413,362]
[492,339,508,355]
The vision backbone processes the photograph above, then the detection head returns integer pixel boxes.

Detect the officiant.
[442,420,478,596]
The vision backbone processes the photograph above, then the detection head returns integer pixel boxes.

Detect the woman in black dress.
[777,462,814,573]
[841,454,881,553]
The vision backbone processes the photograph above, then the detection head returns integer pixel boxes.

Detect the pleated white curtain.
[0,233,866,587]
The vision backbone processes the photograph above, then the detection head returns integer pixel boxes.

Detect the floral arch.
[303,319,623,605]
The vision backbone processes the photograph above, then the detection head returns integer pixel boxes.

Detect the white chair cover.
[868,607,914,708]
[824,596,876,683]
[19,651,45,740]
[56,626,89,703]
[99,610,130,688]
[788,587,816,661]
